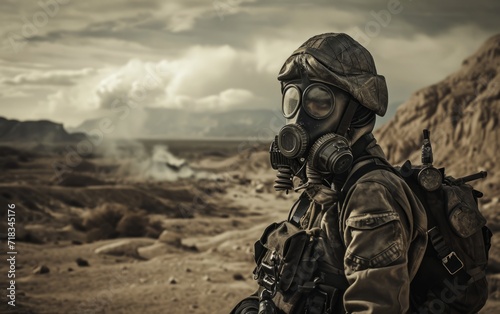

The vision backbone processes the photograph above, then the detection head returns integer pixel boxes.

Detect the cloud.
[253,39,301,74]
[3,0,498,53]
[2,68,95,85]
[94,59,167,109]
[41,44,268,116]
[160,2,206,33]
[1,90,30,98]
[29,25,500,126]
[1,0,498,129]
[195,88,256,110]
[369,25,491,103]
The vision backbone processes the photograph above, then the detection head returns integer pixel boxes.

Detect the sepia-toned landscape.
[1,34,500,314]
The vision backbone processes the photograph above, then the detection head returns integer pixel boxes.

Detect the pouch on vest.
[253,220,323,313]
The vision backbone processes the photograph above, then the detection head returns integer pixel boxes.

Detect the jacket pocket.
[344,211,404,271]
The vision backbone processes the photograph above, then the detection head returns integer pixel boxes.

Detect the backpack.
[340,129,492,313]
[399,162,492,313]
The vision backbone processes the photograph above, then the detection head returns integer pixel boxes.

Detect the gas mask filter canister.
[308,133,353,174]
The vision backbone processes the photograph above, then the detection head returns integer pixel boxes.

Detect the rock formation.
[376,34,500,196]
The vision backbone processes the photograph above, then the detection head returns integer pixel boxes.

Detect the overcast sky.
[0,0,499,128]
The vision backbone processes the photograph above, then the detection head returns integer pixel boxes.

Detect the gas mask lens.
[281,83,335,119]
[282,86,301,118]
[303,84,335,119]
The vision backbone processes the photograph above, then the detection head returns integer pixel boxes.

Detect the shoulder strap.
[288,191,312,227]
[339,158,396,206]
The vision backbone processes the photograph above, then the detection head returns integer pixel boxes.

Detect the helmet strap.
[335,98,358,137]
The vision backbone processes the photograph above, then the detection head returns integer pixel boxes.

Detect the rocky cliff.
[376,34,500,196]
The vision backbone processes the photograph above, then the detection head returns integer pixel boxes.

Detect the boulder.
[157,230,182,247]
[94,239,155,257]
[137,242,178,260]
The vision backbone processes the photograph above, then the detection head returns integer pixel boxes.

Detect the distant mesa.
[0,116,86,143]
[69,108,285,139]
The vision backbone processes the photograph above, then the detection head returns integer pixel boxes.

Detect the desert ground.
[0,139,499,314]
[0,139,299,314]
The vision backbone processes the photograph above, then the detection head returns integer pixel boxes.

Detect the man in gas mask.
[231,33,427,314]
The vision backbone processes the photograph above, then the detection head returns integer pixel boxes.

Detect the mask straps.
[335,98,358,137]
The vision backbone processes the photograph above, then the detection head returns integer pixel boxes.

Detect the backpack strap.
[425,192,471,283]
[288,191,312,227]
[427,226,466,276]
[339,157,397,206]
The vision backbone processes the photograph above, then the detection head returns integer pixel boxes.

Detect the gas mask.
[270,33,388,194]
[271,81,355,186]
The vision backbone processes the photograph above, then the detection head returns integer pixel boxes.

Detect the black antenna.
[421,129,433,165]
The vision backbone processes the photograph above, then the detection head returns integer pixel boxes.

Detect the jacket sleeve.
[341,180,412,314]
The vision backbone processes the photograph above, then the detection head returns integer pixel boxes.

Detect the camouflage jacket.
[301,144,428,313]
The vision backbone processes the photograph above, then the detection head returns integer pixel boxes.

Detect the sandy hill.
[376,34,500,196]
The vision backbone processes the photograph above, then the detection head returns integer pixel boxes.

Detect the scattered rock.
[139,278,147,284]
[255,183,265,193]
[137,242,177,260]
[116,213,148,237]
[71,240,83,245]
[183,245,198,252]
[157,230,182,247]
[203,275,211,282]
[223,292,234,300]
[33,265,50,274]
[67,268,73,272]
[94,239,155,257]
[76,258,89,267]
[185,268,192,273]
[190,304,199,310]
[233,273,245,281]
[168,277,177,284]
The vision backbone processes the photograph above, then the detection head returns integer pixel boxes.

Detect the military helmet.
[277,33,388,117]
